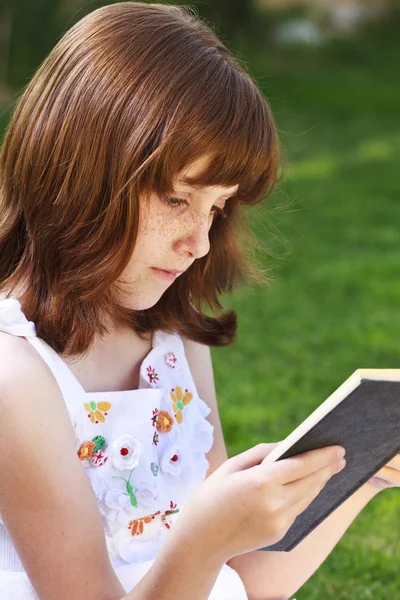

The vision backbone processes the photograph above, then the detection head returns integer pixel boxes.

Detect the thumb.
[223,442,282,474]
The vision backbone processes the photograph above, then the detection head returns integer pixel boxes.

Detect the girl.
[0,3,398,599]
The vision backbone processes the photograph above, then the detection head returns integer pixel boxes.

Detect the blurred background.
[1,1,399,598]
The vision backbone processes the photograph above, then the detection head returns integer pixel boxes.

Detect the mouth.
[151,267,181,282]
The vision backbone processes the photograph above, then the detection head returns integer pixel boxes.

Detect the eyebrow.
[177,178,239,197]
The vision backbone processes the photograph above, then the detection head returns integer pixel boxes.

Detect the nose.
[176,210,211,260]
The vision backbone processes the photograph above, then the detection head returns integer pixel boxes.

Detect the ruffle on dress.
[0,298,36,337]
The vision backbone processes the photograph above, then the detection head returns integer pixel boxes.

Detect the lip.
[151,267,182,283]
[162,269,185,275]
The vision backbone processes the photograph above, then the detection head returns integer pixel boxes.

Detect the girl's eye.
[162,196,227,219]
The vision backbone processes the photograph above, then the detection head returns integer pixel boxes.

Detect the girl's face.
[117,157,239,310]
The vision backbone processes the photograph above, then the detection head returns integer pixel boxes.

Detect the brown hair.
[0,2,280,356]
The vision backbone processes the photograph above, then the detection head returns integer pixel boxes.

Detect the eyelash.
[162,196,227,219]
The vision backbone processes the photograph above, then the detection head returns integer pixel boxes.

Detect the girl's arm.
[0,334,225,600]
[181,336,380,600]
[226,482,378,600]
[0,333,127,600]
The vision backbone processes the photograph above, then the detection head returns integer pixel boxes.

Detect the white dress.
[0,297,249,599]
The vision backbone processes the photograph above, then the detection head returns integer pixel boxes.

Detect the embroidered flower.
[151,408,174,433]
[170,386,193,424]
[162,501,180,530]
[136,480,158,508]
[146,365,159,385]
[104,478,157,524]
[84,401,112,424]
[92,435,106,452]
[151,408,159,427]
[128,510,161,536]
[150,462,159,476]
[160,443,184,476]
[91,449,108,467]
[165,351,178,368]
[78,435,108,466]
[111,468,138,509]
[110,434,141,471]
[77,440,96,460]
[128,501,180,536]
[104,486,139,524]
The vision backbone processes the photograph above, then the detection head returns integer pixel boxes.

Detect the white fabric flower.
[110,434,141,471]
[135,480,158,508]
[103,480,157,525]
[104,488,138,525]
[160,443,185,476]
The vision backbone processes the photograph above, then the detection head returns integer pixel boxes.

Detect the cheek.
[131,217,173,268]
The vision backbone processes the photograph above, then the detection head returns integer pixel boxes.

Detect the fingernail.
[338,459,346,471]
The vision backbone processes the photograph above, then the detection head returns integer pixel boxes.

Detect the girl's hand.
[367,452,400,491]
[173,442,346,562]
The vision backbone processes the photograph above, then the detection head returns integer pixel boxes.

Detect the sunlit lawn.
[213,17,400,600]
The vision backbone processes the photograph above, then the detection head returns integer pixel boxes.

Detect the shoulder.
[181,336,215,396]
[0,330,77,460]
[181,335,211,363]
[0,331,61,402]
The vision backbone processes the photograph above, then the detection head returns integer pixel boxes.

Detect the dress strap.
[152,329,183,351]
[0,297,85,408]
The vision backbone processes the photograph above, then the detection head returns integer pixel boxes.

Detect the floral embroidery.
[77,435,109,466]
[146,365,159,385]
[78,440,96,461]
[150,462,159,476]
[162,501,180,529]
[170,386,193,424]
[165,351,178,368]
[110,434,141,471]
[112,468,138,508]
[151,408,174,433]
[104,480,157,523]
[160,443,183,476]
[92,435,106,452]
[128,501,179,536]
[84,401,112,424]
[128,510,161,536]
[91,449,108,466]
[152,431,159,446]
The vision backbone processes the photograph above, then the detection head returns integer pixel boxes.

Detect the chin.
[127,295,162,311]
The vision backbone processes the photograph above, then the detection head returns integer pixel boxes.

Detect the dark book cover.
[259,378,400,552]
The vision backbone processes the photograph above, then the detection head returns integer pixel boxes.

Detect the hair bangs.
[144,62,279,210]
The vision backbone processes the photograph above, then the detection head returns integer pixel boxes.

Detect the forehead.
[175,156,239,195]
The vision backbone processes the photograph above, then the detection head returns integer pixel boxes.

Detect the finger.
[374,466,400,486]
[262,446,344,485]
[384,454,400,469]
[223,442,282,474]
[284,460,344,516]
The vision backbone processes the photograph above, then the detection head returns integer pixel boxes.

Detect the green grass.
[212,16,400,600]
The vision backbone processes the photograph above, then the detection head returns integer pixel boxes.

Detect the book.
[258,369,400,552]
